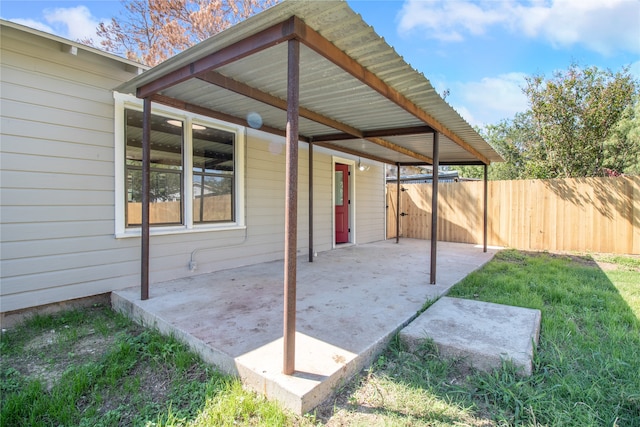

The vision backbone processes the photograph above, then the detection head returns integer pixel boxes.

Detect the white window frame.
[114,92,246,238]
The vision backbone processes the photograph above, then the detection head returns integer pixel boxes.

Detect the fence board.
[386,187,398,239]
[387,176,639,255]
[127,195,232,225]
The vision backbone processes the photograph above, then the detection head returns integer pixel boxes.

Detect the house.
[387,170,463,184]
[0,0,501,346]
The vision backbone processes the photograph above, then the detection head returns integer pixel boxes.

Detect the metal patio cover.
[115,0,502,376]
[116,0,502,166]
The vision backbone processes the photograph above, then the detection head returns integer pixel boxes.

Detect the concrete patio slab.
[401,297,541,375]
[111,239,497,414]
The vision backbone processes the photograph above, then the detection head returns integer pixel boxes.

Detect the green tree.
[603,94,640,175]
[457,112,535,180]
[524,63,638,178]
[458,64,639,180]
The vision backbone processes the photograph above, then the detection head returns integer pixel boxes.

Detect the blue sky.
[2,0,639,127]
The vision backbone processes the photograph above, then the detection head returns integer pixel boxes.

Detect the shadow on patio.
[112,239,497,414]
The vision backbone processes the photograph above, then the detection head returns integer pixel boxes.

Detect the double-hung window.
[191,125,235,223]
[125,109,184,226]
[114,93,245,237]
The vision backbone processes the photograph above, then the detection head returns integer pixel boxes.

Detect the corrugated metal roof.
[116,0,502,165]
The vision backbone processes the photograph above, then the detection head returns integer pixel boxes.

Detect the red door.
[335,163,349,243]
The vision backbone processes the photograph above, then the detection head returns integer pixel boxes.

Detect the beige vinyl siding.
[0,26,142,312]
[355,163,387,244]
[0,23,386,314]
[2,236,137,260]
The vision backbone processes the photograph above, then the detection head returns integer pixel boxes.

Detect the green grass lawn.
[324,250,639,427]
[445,250,640,426]
[0,306,296,427]
[1,250,638,426]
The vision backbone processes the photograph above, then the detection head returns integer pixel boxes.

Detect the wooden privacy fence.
[386,176,640,255]
[128,195,232,225]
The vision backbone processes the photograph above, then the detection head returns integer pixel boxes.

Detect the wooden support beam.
[367,137,433,164]
[137,17,301,98]
[295,18,490,165]
[283,38,300,376]
[319,137,432,165]
[438,161,486,166]
[313,126,435,142]
[150,94,310,142]
[313,142,392,165]
[397,162,431,166]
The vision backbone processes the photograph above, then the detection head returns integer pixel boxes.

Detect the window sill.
[115,224,247,239]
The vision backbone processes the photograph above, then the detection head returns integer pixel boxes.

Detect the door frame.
[332,156,356,248]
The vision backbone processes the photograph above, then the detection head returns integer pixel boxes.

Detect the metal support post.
[396,163,401,244]
[430,133,439,285]
[309,139,314,262]
[483,164,488,253]
[141,97,151,300]
[283,38,300,376]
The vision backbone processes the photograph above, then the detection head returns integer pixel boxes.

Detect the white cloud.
[8,18,55,34]
[398,0,508,42]
[516,0,640,55]
[398,0,640,54]
[7,6,103,42]
[44,5,101,42]
[448,73,529,127]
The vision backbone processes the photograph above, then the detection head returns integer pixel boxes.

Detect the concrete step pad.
[400,297,541,375]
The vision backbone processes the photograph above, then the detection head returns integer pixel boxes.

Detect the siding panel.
[2,99,114,134]
[2,134,115,162]
[1,246,138,278]
[1,260,140,295]
[1,206,114,223]
[1,65,119,105]
[1,220,115,242]
[1,171,114,191]
[1,119,114,149]
[1,152,114,176]
[2,236,138,261]
[1,189,113,206]
[1,80,114,118]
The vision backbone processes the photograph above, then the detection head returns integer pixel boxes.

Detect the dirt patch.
[594,261,620,271]
[547,252,599,267]
[508,250,640,272]
[0,305,222,426]
[7,326,117,392]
